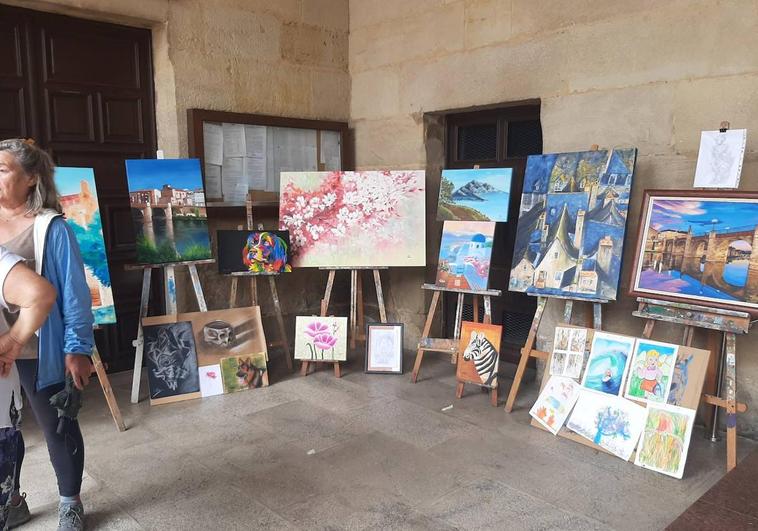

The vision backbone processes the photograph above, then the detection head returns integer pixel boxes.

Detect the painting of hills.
[437,168,512,222]
[508,148,637,301]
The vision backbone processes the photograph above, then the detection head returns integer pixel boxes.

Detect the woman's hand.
[65,354,93,390]
[0,333,23,376]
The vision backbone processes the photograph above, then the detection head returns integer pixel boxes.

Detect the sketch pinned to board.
[693,129,747,189]
[635,403,696,479]
[143,321,201,405]
[581,332,635,396]
[529,376,581,435]
[198,364,224,397]
[624,339,678,405]
[549,326,587,379]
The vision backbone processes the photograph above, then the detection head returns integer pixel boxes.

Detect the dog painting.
[217,230,292,274]
[220,353,269,393]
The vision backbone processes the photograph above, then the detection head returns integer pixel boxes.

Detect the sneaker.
[57,503,84,531]
[7,493,31,529]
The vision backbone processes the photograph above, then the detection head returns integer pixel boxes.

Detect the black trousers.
[15,360,84,497]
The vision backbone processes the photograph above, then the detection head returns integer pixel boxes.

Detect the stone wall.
[348,0,758,436]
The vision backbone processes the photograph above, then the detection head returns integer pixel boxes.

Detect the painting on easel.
[294,316,348,361]
[217,230,292,274]
[143,321,201,405]
[437,168,512,222]
[456,321,502,389]
[436,221,495,291]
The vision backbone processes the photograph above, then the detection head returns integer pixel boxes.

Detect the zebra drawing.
[462,331,498,387]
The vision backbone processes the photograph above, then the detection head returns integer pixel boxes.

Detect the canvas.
[437,168,512,222]
[279,171,425,267]
[143,307,267,368]
[529,376,581,435]
[217,230,292,274]
[581,332,636,396]
[198,364,224,397]
[220,353,268,392]
[143,321,201,405]
[294,316,348,361]
[456,321,502,389]
[436,221,495,291]
[635,403,696,479]
[125,158,212,264]
[549,326,587,379]
[54,167,116,325]
[508,148,637,301]
[365,323,404,374]
[629,190,758,315]
[624,339,678,405]
[693,129,747,188]
[566,389,647,461]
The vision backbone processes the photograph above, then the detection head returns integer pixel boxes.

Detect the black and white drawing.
[144,321,201,403]
[693,129,747,189]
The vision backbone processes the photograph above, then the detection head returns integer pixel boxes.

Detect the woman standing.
[0,139,94,531]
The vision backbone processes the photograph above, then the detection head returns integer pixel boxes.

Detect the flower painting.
[294,316,348,361]
[437,168,512,222]
[436,221,495,291]
[635,403,696,479]
[217,230,292,274]
[581,332,635,396]
[530,376,581,435]
[279,171,425,267]
[624,339,678,405]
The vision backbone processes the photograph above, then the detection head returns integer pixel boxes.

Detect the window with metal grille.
[457,123,498,161]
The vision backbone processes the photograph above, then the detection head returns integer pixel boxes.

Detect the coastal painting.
[54,167,116,325]
[435,221,495,291]
[437,168,512,222]
[125,158,212,264]
[629,190,758,315]
[509,148,637,301]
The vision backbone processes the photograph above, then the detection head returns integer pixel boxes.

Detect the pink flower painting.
[294,316,348,362]
[279,171,426,267]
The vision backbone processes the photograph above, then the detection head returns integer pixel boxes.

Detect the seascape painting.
[435,221,495,291]
[279,171,425,268]
[125,159,212,264]
[529,376,581,435]
[509,148,637,301]
[456,321,502,389]
[55,167,115,325]
[635,403,696,479]
[624,339,678,405]
[217,230,292,274]
[143,321,201,405]
[581,332,635,396]
[294,316,348,361]
[437,168,512,222]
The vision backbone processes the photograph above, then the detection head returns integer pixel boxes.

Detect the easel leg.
[473,295,480,324]
[269,276,293,371]
[642,319,656,339]
[164,265,177,315]
[230,277,239,308]
[92,348,126,432]
[411,290,440,383]
[490,386,498,407]
[130,268,152,404]
[300,361,310,376]
[357,272,365,339]
[505,297,547,413]
[333,361,342,378]
[320,270,336,316]
[451,293,464,364]
[350,270,358,350]
[250,276,258,306]
[455,382,464,399]
[373,269,387,323]
[483,296,492,325]
[592,303,602,330]
[725,333,737,471]
[188,264,208,312]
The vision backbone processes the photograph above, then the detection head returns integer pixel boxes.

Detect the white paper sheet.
[222,123,246,158]
[221,157,248,202]
[367,326,402,372]
[320,130,342,170]
[203,123,223,166]
[693,129,747,188]
[267,127,318,192]
[203,163,222,200]
[244,125,267,191]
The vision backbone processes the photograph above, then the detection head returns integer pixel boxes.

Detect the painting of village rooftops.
[508,148,637,301]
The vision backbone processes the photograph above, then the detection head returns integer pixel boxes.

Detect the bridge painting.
[631,192,758,313]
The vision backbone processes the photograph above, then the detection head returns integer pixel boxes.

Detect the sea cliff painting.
[437,168,512,222]
[436,221,495,291]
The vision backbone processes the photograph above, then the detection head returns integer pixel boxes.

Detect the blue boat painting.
[581,332,636,396]
[55,167,116,325]
[436,221,495,291]
[437,168,512,222]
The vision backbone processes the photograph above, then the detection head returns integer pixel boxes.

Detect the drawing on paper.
[436,221,495,291]
[198,364,224,397]
[365,323,404,374]
[220,353,268,393]
[509,148,637,301]
[635,403,696,479]
[549,327,587,379]
[581,332,635,396]
[294,316,348,361]
[54,167,116,325]
[456,322,502,389]
[529,376,581,435]
[437,168,512,222]
[143,321,200,404]
[693,129,747,189]
[217,230,292,274]
[279,171,425,267]
[624,339,678,404]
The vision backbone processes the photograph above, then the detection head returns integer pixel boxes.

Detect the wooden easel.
[128,258,214,403]
[504,295,604,412]
[89,330,126,432]
[411,283,501,384]
[633,297,750,472]
[227,196,293,371]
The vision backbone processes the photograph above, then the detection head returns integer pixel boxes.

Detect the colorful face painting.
[279,171,426,268]
[529,376,581,435]
[217,230,292,274]
[581,332,636,396]
[635,403,696,479]
[508,148,637,301]
[566,390,647,461]
[624,339,678,405]
[437,168,513,222]
[220,353,268,393]
[456,322,502,389]
[294,316,348,361]
[54,167,116,325]
[436,221,495,291]
[143,321,201,405]
[549,327,587,379]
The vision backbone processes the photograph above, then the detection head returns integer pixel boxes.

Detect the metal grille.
[507,120,543,158]
[462,303,485,323]
[457,123,497,160]
[501,310,533,347]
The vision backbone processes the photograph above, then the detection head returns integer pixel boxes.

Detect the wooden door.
[0,5,158,372]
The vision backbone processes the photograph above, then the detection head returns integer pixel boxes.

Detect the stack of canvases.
[529,326,710,479]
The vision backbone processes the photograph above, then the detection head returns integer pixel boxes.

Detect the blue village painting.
[125,159,212,265]
[508,148,637,301]
[632,194,758,312]
[437,168,512,222]
[436,221,495,291]
[55,167,116,325]
[582,332,635,396]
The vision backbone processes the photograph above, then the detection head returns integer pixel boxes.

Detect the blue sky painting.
[125,158,204,191]
[437,168,512,222]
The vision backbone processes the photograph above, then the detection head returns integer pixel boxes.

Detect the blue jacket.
[33,211,94,390]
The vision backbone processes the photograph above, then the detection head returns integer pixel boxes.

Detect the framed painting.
[365,323,404,374]
[279,171,425,268]
[436,221,495,291]
[220,353,268,392]
[635,403,696,479]
[508,148,637,301]
[143,321,201,405]
[437,168,512,222]
[294,316,348,361]
[629,190,758,316]
[125,158,212,264]
[580,332,636,396]
[217,230,292,274]
[54,167,116,325]
[456,321,502,389]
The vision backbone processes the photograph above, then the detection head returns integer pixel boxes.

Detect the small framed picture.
[365,323,404,374]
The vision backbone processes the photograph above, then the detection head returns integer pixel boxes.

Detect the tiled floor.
[17,354,757,530]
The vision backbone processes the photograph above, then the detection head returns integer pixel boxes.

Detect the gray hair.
[0,138,61,214]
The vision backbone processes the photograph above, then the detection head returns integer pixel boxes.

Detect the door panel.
[0,13,35,139]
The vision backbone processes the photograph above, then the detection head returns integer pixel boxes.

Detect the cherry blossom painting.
[279,171,426,267]
[294,316,348,361]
